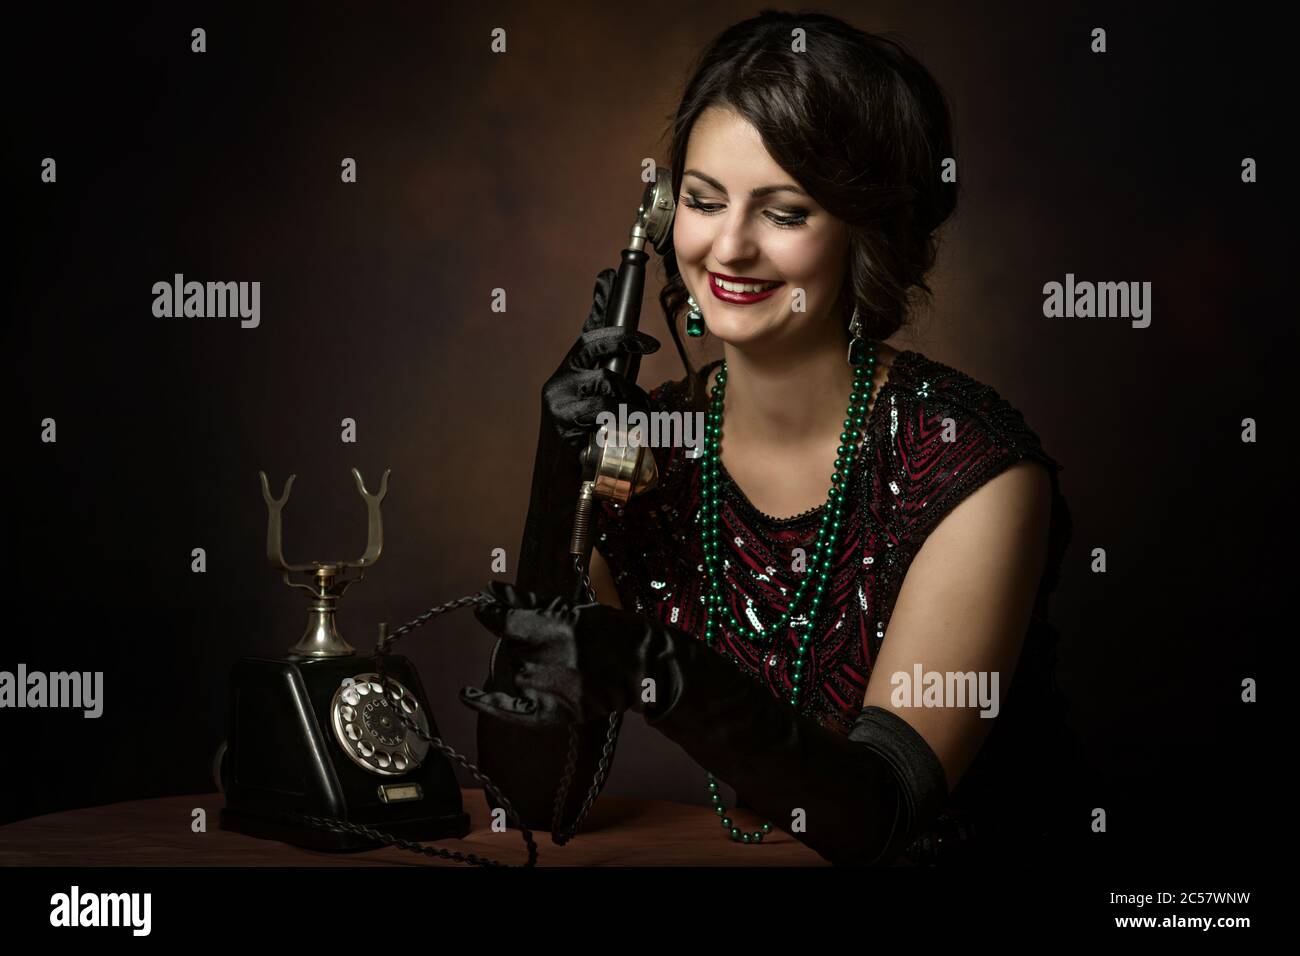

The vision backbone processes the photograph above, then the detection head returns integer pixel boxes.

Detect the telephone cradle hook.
[258,466,391,658]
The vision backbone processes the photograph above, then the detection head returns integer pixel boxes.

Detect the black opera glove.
[541,266,662,453]
[462,582,951,866]
[516,266,659,599]
[461,581,675,726]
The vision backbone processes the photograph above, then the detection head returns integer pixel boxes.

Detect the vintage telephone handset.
[216,170,677,866]
[568,168,676,570]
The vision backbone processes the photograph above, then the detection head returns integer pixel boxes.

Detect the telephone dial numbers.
[329,674,431,777]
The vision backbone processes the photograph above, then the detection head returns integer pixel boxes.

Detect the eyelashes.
[681,193,809,229]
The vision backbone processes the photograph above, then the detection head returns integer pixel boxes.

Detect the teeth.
[714,276,780,294]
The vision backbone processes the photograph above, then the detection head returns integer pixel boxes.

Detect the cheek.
[672,214,710,263]
[768,230,843,287]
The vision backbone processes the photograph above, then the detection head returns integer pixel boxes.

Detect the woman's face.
[673,105,850,353]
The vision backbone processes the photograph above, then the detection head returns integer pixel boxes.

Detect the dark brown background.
[4,0,1279,867]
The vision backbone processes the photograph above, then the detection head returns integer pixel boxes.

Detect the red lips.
[710,271,781,284]
[708,271,785,305]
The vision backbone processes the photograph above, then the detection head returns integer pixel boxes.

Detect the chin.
[702,307,789,347]
[704,321,772,347]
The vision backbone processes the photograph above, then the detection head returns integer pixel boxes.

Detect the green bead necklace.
[697,341,879,843]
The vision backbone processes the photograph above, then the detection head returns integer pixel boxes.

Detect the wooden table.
[0,789,826,867]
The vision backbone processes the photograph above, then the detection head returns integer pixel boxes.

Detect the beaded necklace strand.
[696,341,879,843]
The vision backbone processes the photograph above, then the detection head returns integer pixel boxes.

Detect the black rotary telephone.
[215,169,677,866]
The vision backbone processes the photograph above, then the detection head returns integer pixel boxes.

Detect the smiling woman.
[674,118,851,356]
[470,10,1082,867]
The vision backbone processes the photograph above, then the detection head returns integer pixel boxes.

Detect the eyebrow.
[683,168,807,199]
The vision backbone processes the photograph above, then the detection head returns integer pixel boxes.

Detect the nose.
[709,206,760,267]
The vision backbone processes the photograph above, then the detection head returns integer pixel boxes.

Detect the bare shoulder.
[920,457,1053,570]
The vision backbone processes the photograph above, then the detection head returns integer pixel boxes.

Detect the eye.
[681,193,809,229]
[682,193,723,214]
[765,210,808,229]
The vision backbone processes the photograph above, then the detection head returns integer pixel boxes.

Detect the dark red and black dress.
[595,350,1082,865]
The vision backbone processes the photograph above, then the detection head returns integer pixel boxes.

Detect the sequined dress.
[595,349,1080,865]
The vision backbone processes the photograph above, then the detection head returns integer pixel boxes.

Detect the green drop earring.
[685,293,705,338]
[847,305,868,366]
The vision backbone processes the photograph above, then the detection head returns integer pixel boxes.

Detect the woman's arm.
[642,457,1052,863]
[865,458,1053,791]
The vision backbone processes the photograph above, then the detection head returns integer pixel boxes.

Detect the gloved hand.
[462,582,951,865]
[541,268,662,452]
[463,581,677,725]
[519,266,661,600]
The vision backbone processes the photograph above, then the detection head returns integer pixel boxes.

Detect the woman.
[462,11,1082,866]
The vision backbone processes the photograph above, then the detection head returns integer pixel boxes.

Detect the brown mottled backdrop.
[4,0,1279,868]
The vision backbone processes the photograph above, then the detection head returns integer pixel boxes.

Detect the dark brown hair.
[657,10,959,406]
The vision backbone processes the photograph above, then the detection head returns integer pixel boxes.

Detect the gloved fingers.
[481,579,581,614]
[564,327,662,370]
[478,579,549,609]
[553,367,651,409]
[575,367,654,401]
[473,582,573,640]
[546,389,617,441]
[545,360,656,443]
[490,607,578,651]
[473,581,516,635]
[561,371,654,432]
[580,268,619,334]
